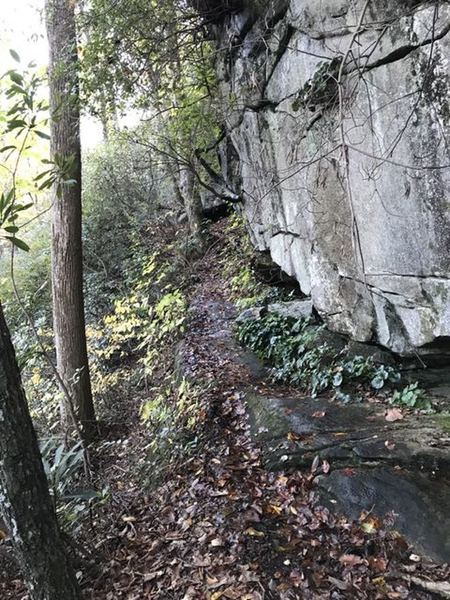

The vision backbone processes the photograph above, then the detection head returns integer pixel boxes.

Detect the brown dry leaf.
[385,408,404,422]
[342,467,356,476]
[121,515,136,523]
[245,527,265,538]
[328,576,349,591]
[311,455,320,473]
[222,587,246,599]
[210,538,223,547]
[339,553,364,567]
[369,557,388,572]
[266,504,283,516]
[144,570,164,582]
[287,431,301,441]
[312,411,326,419]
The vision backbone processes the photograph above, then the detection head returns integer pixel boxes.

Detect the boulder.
[237,298,314,322]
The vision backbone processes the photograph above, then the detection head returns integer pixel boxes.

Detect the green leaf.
[371,374,385,390]
[5,236,30,252]
[9,49,20,63]
[9,72,23,85]
[34,130,50,140]
[7,118,27,130]
[34,169,53,181]
[39,179,54,191]
[0,145,16,153]
[4,226,19,234]
[13,202,33,212]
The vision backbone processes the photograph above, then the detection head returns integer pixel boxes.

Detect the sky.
[1,0,103,148]
[2,1,48,70]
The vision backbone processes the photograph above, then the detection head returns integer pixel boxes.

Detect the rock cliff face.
[216,0,450,357]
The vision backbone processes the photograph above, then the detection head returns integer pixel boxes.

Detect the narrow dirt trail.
[3,223,448,600]
[83,223,448,599]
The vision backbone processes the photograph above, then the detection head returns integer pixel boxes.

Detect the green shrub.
[390,382,431,411]
[141,377,209,487]
[40,438,107,531]
[82,127,177,319]
[236,312,402,399]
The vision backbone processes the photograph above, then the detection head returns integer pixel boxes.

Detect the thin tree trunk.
[179,165,205,241]
[46,0,96,440]
[0,302,82,600]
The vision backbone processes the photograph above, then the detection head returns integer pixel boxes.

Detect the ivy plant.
[236,312,404,400]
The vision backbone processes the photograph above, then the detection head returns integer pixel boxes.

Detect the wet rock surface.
[318,467,450,564]
[177,288,450,564]
[246,388,450,562]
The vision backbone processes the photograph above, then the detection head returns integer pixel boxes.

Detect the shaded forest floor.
[2,219,450,599]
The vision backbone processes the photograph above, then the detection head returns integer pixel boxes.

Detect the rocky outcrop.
[215,0,450,358]
[236,298,313,321]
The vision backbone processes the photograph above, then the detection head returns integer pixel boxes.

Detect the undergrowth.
[140,376,210,487]
[236,312,430,407]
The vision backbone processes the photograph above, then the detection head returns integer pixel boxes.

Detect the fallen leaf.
[339,554,364,567]
[369,557,388,572]
[266,503,283,516]
[245,527,265,538]
[312,411,326,418]
[311,455,320,473]
[328,576,349,591]
[360,515,382,534]
[342,467,356,476]
[385,408,404,422]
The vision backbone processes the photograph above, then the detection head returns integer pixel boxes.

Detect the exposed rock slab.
[237,298,313,322]
[246,390,450,562]
[317,467,450,564]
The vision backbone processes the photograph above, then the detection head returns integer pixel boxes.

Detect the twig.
[396,573,450,599]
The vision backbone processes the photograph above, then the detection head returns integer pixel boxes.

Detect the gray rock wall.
[216,0,450,357]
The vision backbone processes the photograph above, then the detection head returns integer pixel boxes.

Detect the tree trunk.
[179,165,205,241]
[0,302,82,600]
[46,0,96,440]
